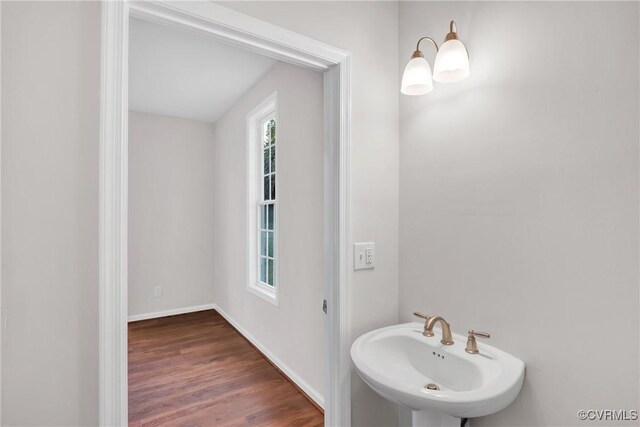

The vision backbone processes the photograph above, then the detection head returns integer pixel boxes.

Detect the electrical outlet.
[154,286,162,298]
[354,242,375,270]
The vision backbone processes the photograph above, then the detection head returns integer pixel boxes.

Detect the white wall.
[212,61,325,402]
[1,2,100,425]
[218,3,401,425]
[128,110,215,318]
[399,2,639,426]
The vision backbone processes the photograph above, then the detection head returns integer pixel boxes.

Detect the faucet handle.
[465,330,490,354]
[413,312,430,320]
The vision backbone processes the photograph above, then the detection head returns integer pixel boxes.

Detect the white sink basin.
[351,322,525,421]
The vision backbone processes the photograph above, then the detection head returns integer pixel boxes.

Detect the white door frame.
[99,1,352,426]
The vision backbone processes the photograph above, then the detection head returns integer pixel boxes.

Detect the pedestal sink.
[351,322,525,427]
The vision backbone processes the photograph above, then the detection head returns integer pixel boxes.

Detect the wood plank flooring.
[128,310,324,426]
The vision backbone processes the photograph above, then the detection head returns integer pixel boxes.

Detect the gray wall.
[1,1,100,425]
[212,61,325,402]
[128,110,215,318]
[398,2,639,426]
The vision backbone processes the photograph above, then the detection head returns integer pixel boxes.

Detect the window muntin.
[258,116,276,287]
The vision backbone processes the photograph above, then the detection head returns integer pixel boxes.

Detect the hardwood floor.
[128,310,324,427]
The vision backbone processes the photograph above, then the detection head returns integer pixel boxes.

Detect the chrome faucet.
[424,316,454,345]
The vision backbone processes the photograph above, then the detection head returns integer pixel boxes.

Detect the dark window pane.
[260,257,267,283]
[260,231,267,257]
[267,259,274,286]
[263,149,269,174]
[268,231,274,258]
[270,146,276,173]
[270,119,276,145]
[263,176,269,200]
[273,175,277,200]
[268,204,274,230]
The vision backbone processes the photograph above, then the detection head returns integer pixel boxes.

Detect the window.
[247,93,278,304]
[258,117,276,286]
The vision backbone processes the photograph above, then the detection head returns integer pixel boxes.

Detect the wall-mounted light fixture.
[401,21,470,96]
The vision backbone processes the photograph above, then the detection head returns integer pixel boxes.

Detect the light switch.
[354,242,375,270]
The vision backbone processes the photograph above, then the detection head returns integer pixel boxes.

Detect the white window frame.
[247,92,278,305]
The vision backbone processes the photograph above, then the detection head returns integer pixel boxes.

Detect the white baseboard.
[128,303,216,322]
[212,304,325,409]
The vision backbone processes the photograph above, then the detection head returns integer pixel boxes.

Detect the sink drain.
[425,383,440,391]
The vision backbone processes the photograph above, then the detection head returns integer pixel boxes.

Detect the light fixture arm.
[412,36,439,59]
[445,20,459,42]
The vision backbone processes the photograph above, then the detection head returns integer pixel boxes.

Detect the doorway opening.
[99,2,352,426]
[127,16,324,425]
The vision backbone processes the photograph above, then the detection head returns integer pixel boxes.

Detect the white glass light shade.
[433,39,469,83]
[401,56,433,95]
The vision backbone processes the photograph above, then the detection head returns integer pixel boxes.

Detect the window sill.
[248,281,279,306]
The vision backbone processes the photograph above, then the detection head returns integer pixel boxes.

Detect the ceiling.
[129,18,278,123]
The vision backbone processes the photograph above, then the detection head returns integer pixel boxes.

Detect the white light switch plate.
[354,242,375,270]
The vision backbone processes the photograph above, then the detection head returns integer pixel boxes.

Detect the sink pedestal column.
[398,406,464,427]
